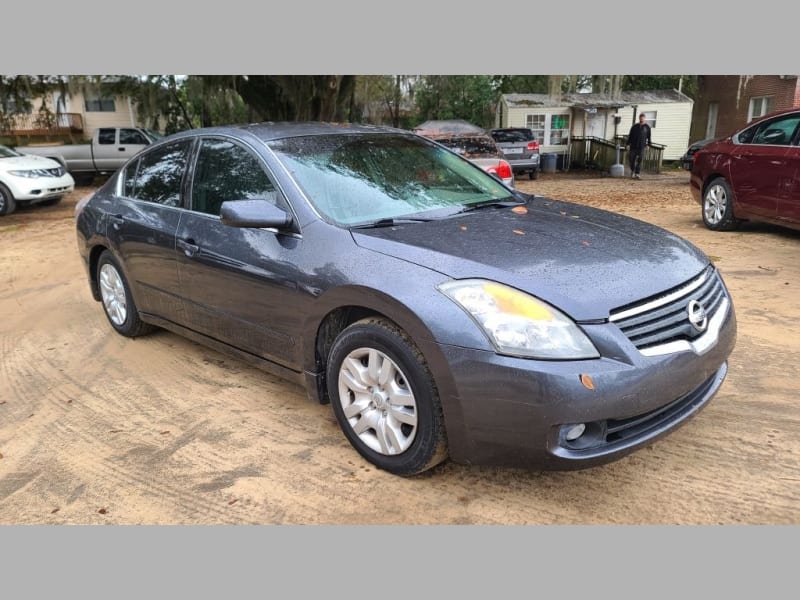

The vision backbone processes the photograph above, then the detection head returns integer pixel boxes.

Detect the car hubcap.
[99,263,127,326]
[704,185,727,224]
[338,347,418,456]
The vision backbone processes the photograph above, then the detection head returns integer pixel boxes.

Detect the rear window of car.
[435,136,499,157]
[490,129,534,143]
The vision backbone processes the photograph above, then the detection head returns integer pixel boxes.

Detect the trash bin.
[542,153,557,173]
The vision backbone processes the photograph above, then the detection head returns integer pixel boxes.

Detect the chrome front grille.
[610,266,728,355]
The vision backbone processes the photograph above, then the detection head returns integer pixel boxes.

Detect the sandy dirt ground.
[1,169,798,525]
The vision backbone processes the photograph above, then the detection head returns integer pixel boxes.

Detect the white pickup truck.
[16,127,162,184]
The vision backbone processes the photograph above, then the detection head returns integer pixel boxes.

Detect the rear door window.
[123,140,192,207]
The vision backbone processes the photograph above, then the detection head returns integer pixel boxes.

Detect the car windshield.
[268,133,514,226]
[143,129,164,142]
[0,145,22,158]
[491,129,534,143]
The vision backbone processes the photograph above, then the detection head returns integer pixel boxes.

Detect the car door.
[175,136,305,369]
[104,138,193,323]
[728,114,798,218]
[93,128,151,172]
[777,120,800,225]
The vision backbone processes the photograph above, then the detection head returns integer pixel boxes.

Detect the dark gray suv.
[489,128,541,179]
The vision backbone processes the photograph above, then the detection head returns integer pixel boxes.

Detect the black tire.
[529,167,539,180]
[702,177,740,231]
[39,195,63,207]
[326,317,448,476]
[73,173,95,186]
[96,250,153,337]
[0,183,17,216]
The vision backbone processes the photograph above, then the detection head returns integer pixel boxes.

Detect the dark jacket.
[628,122,651,151]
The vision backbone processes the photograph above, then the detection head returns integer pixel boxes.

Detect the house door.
[587,113,605,138]
[706,103,718,139]
[53,92,71,127]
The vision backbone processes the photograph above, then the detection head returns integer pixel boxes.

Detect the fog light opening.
[565,423,586,442]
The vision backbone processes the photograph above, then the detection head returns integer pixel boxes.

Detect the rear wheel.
[702,177,740,231]
[0,183,17,216]
[326,317,448,476]
[96,250,153,337]
[529,167,539,180]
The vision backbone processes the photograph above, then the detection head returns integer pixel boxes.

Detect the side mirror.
[220,199,292,229]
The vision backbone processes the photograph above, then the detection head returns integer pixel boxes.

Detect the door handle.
[118,147,126,152]
[177,238,200,257]
[110,214,124,230]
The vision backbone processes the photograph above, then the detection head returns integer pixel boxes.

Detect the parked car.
[413,120,514,187]
[680,137,716,170]
[0,144,75,216]
[16,127,161,184]
[489,127,541,179]
[690,108,800,231]
[76,122,737,476]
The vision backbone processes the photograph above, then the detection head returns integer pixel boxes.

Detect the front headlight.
[8,169,50,178]
[439,279,600,360]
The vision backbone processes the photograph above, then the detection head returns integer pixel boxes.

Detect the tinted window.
[119,129,149,145]
[191,139,276,216]
[127,140,191,207]
[98,129,116,145]
[122,160,139,198]
[491,129,534,143]
[738,113,800,145]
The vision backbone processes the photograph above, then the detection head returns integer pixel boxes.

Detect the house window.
[525,113,570,146]
[550,114,570,145]
[748,96,773,121]
[525,114,545,144]
[2,93,30,114]
[642,111,657,128]
[85,96,116,112]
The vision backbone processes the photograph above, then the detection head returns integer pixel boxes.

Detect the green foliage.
[413,76,498,128]
[623,75,698,98]
[491,75,548,94]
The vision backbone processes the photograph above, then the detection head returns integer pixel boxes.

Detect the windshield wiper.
[349,217,435,229]
[458,198,526,213]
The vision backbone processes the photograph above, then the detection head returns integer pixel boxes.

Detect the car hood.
[351,196,709,321]
[0,153,61,171]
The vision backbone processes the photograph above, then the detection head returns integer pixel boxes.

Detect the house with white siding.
[1,88,146,145]
[496,90,693,162]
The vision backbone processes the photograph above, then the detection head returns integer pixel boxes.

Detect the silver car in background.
[489,128,541,180]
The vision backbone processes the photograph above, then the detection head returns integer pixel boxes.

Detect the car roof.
[158,122,412,144]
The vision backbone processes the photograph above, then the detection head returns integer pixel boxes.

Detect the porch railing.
[569,135,665,174]
[0,112,84,139]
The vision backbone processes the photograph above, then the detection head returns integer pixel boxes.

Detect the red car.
[690,108,800,231]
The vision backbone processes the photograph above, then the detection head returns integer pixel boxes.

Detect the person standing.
[626,113,652,179]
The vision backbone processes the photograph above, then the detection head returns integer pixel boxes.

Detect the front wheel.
[702,177,740,231]
[326,317,448,476]
[96,250,153,337]
[0,183,17,216]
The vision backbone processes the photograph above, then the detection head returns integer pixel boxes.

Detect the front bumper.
[4,173,75,202]
[434,299,737,470]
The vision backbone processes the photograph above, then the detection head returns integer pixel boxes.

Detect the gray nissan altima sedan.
[75,122,737,476]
